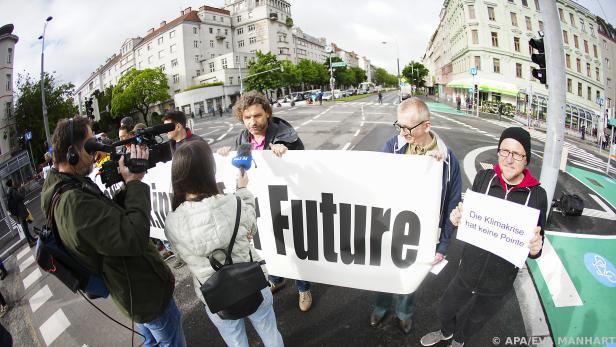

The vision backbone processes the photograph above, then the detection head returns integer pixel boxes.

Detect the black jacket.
[457,166,547,295]
[235,117,304,150]
[7,187,28,218]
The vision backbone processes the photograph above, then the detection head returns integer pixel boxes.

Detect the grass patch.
[184,81,224,92]
[328,93,376,103]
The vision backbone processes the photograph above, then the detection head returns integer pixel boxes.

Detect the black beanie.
[498,127,531,163]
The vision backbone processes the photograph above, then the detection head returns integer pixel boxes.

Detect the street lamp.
[39,16,53,151]
[382,41,401,102]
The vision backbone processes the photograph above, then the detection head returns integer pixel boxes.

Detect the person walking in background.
[218,104,224,118]
[456,95,461,110]
[42,152,53,179]
[378,90,383,104]
[6,179,37,247]
[164,141,284,347]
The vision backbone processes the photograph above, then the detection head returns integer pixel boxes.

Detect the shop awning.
[446,78,519,96]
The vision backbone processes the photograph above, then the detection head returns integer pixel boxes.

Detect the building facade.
[423,0,607,132]
[0,24,18,160]
[292,27,327,64]
[597,16,616,125]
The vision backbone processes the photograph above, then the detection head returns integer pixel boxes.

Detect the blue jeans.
[269,275,311,292]
[373,292,415,321]
[206,288,284,347]
[137,298,187,347]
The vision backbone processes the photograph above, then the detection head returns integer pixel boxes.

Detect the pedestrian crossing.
[337,101,397,107]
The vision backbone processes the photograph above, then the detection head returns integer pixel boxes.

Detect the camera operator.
[41,117,186,346]
[163,111,204,150]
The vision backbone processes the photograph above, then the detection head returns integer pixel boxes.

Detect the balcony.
[215,34,226,40]
[269,13,278,21]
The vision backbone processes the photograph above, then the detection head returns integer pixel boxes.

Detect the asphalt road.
[3,91,614,347]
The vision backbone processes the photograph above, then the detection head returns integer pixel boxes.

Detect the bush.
[183,81,224,92]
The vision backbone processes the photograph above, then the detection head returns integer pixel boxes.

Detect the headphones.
[67,118,80,166]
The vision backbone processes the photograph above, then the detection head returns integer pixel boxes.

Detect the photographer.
[41,117,186,347]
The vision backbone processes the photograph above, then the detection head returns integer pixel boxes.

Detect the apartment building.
[292,27,327,64]
[597,16,616,123]
[423,0,607,132]
[0,24,18,159]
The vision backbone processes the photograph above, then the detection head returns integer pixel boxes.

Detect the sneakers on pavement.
[299,290,312,312]
[420,330,454,346]
[370,312,386,327]
[398,319,413,334]
[269,279,287,294]
[0,305,9,318]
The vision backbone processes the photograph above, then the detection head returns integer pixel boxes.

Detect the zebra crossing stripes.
[338,101,393,107]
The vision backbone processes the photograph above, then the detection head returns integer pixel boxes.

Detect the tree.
[402,61,429,88]
[13,72,78,163]
[244,51,283,96]
[374,68,398,87]
[91,86,117,135]
[348,66,367,87]
[279,60,300,91]
[111,68,170,126]
[297,59,328,88]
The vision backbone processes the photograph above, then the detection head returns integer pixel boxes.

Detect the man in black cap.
[420,127,547,347]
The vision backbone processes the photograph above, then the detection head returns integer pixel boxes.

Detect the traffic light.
[529,36,546,85]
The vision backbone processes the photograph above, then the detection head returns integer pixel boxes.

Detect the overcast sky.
[2,0,615,90]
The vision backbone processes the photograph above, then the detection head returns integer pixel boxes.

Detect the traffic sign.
[609,118,616,126]
[596,97,605,107]
[469,67,477,76]
[331,62,347,68]
[24,131,32,141]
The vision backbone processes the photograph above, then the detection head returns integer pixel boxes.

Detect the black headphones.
[67,118,80,166]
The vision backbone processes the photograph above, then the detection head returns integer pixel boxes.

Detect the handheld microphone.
[231,144,252,175]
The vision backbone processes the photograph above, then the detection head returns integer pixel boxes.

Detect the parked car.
[322,91,333,100]
[290,92,305,101]
[345,89,357,96]
[401,92,412,100]
[333,89,343,99]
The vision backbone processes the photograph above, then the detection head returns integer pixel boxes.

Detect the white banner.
[92,151,444,294]
[456,189,539,268]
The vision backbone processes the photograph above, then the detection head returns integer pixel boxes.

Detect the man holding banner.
[217,91,313,312]
[373,97,462,334]
[420,127,546,347]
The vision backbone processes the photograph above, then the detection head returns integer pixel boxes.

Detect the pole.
[27,141,36,172]
[329,52,334,97]
[538,0,566,213]
[607,126,614,174]
[40,19,52,150]
[396,42,401,101]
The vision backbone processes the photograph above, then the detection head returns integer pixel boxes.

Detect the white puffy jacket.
[164,188,267,304]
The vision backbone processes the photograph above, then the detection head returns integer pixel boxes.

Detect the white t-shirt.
[43,165,52,179]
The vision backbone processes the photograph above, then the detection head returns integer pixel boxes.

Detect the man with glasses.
[372,97,462,334]
[420,127,546,347]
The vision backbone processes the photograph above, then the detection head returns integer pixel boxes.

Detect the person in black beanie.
[420,127,547,347]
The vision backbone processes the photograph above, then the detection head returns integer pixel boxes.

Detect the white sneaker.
[420,330,453,346]
[299,290,312,312]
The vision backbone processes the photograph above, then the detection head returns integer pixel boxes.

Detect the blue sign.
[48,145,53,153]
[584,252,616,287]
[468,88,475,93]
[469,67,477,76]
[24,131,32,141]
[596,97,605,106]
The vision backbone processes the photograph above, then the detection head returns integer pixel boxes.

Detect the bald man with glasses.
[371,97,462,334]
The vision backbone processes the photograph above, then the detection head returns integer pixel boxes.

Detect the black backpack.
[35,182,109,299]
[559,193,584,216]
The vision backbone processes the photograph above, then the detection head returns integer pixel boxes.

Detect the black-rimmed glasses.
[394,120,425,134]
[497,149,526,161]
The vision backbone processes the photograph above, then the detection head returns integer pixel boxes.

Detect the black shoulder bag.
[200,196,268,320]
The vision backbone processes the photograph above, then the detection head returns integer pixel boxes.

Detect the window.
[211,54,215,58]
[587,86,591,100]
[514,37,520,52]
[516,63,522,78]
[521,0,528,6]
[589,23,594,37]
[472,30,479,44]
[194,40,199,48]
[584,40,589,54]
[148,56,152,63]
[580,18,585,32]
[493,58,500,73]
[488,7,495,21]
[209,62,215,72]
[158,50,164,58]
[558,8,564,21]
[237,15,242,22]
[138,62,142,69]
[217,28,221,35]
[567,78,572,93]
[209,40,214,48]
[7,48,12,63]
[593,45,598,58]
[169,30,175,38]
[596,91,600,102]
[213,15,217,21]
[525,16,532,31]
[534,0,540,11]
[170,44,176,53]
[225,29,228,35]
[237,27,244,35]
[147,43,151,51]
[608,58,611,69]
[469,5,476,19]
[491,32,499,47]
[173,74,180,84]
[566,54,571,68]
[576,58,581,72]
[248,24,255,32]
[158,36,163,45]
[138,48,143,57]
[574,35,579,49]
[539,21,544,32]
[226,42,230,49]
[475,56,481,70]
[586,63,591,77]
[194,55,199,62]
[171,59,178,67]
[196,70,200,77]
[578,82,582,96]
[570,13,575,27]
[239,39,245,47]
[209,28,213,34]
[529,43,533,56]
[159,64,165,72]
[596,67,600,81]
[229,76,234,85]
[193,27,198,34]
[511,12,518,26]
[249,37,256,44]
[563,30,569,44]
[5,74,11,91]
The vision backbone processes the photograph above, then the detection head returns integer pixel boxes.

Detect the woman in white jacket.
[164,141,284,347]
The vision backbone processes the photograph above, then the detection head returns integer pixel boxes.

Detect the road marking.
[463,146,497,183]
[545,230,616,239]
[363,121,391,125]
[569,160,605,173]
[17,247,31,261]
[294,126,301,131]
[19,255,35,272]
[581,194,616,220]
[329,111,355,114]
[301,120,312,126]
[360,121,365,127]
[480,162,494,170]
[23,268,42,290]
[30,285,53,313]
[40,309,71,346]
[354,130,360,137]
[535,238,584,307]
[363,112,391,116]
[342,142,352,151]
[311,120,340,123]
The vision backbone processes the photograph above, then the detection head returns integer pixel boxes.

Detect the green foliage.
[280,60,300,89]
[111,68,170,126]
[374,68,398,87]
[13,72,78,163]
[297,59,328,87]
[91,86,116,135]
[402,61,429,88]
[184,81,224,92]
[286,17,294,27]
[244,51,283,93]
